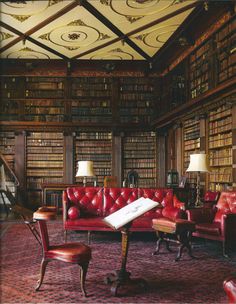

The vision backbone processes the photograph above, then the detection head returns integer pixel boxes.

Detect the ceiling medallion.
[68,33,81,40]
[0,31,14,42]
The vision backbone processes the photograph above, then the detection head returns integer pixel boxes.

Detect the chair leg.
[87,231,91,245]
[64,230,67,243]
[223,240,229,258]
[80,262,89,297]
[35,258,49,291]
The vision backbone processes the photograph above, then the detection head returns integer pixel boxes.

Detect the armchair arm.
[222,213,236,239]
[186,208,215,223]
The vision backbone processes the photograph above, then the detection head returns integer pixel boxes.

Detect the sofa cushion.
[68,206,80,220]
[103,187,138,216]
[66,187,103,216]
[65,216,109,229]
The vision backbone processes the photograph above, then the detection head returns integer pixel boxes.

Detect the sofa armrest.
[162,206,186,221]
[186,208,215,223]
[222,213,236,238]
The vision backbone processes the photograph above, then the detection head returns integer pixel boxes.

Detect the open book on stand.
[103,197,159,230]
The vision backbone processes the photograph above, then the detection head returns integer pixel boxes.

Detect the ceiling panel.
[1,40,60,59]
[80,40,144,60]
[0,0,200,61]
[129,9,195,57]
[31,6,118,58]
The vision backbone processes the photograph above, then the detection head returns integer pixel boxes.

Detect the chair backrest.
[204,191,220,203]
[214,191,236,223]
[38,220,50,251]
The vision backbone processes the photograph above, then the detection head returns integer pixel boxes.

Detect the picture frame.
[179,176,187,188]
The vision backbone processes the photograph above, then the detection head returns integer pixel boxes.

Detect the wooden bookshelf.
[26,132,64,206]
[189,40,212,99]
[75,132,112,186]
[208,103,233,191]
[123,131,156,188]
[183,118,200,187]
[25,77,64,99]
[119,78,153,124]
[215,18,236,84]
[71,77,112,123]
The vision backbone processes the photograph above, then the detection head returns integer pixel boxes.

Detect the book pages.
[103,197,159,230]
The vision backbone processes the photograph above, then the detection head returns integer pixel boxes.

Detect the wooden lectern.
[103,197,159,296]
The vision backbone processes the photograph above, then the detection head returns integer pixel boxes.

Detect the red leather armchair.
[203,190,220,208]
[223,276,236,304]
[187,191,236,256]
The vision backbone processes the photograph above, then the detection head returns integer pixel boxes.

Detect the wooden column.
[175,123,183,178]
[157,130,167,187]
[112,132,122,187]
[15,131,26,205]
[63,132,75,184]
[232,104,236,191]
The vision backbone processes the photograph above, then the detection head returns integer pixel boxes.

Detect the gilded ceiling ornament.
[99,33,111,41]
[68,33,81,40]
[0,31,14,42]
[110,48,124,53]
[49,0,63,6]
[133,33,147,41]
[126,16,143,23]
[100,0,110,6]
[63,46,80,51]
[10,14,31,22]
[38,33,50,41]
[68,20,87,26]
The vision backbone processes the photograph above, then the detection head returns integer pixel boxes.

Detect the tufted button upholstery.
[67,187,103,216]
[103,187,138,216]
[223,276,236,304]
[138,188,173,204]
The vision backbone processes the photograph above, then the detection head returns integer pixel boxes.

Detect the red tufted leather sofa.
[223,276,236,304]
[63,187,185,242]
[186,191,236,256]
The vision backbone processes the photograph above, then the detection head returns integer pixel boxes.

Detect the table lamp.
[186,153,210,207]
[76,161,95,186]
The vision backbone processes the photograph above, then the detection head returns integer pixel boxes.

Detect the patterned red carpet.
[1,221,235,303]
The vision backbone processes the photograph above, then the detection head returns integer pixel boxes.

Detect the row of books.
[25,107,64,114]
[72,108,111,115]
[27,161,63,168]
[120,108,152,115]
[124,160,155,168]
[209,124,232,135]
[209,183,232,192]
[72,100,110,107]
[123,168,155,178]
[208,135,232,148]
[72,116,113,122]
[120,93,153,101]
[72,90,111,97]
[72,83,111,90]
[76,147,111,153]
[25,91,64,98]
[209,105,231,121]
[26,82,64,90]
[120,84,153,92]
[77,155,112,161]
[28,132,63,139]
[76,132,112,140]
[27,169,63,177]
[27,147,63,153]
[209,115,232,129]
[25,115,65,122]
[76,141,111,147]
[27,154,63,161]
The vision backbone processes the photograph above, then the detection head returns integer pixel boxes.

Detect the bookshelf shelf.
[208,102,233,191]
[75,132,112,186]
[183,117,200,187]
[123,131,156,188]
[26,132,64,206]
[119,78,154,124]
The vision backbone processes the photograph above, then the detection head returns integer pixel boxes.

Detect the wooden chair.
[33,208,92,297]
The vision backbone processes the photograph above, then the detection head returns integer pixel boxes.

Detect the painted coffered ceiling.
[0,0,199,61]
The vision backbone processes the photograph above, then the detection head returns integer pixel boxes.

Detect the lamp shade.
[186,153,210,173]
[76,161,94,177]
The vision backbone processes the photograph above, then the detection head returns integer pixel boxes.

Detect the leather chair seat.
[65,217,108,229]
[47,243,91,263]
[195,222,221,236]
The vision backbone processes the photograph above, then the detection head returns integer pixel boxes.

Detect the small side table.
[152,218,196,261]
